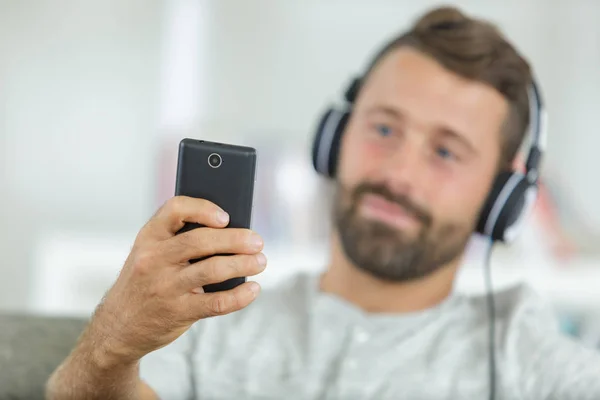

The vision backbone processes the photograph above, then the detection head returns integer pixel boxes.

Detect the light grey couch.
[0,312,88,400]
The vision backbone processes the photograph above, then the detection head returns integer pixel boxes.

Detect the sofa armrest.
[0,312,88,400]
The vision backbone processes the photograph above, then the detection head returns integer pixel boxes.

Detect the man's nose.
[379,139,426,195]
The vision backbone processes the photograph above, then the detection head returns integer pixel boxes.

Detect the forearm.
[46,351,157,400]
[45,323,158,400]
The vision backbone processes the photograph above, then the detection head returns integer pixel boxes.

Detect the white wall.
[0,1,163,309]
[192,0,600,229]
[1,0,599,313]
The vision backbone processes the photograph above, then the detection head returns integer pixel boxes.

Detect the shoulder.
[464,284,600,398]
[457,283,564,356]
[461,283,559,333]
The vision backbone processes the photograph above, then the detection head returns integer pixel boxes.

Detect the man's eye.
[376,124,392,137]
[436,146,454,160]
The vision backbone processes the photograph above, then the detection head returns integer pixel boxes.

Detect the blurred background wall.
[0,0,599,344]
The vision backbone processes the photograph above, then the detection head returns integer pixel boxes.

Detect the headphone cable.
[483,238,497,400]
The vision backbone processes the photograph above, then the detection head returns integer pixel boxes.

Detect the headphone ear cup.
[502,184,538,243]
[476,172,536,242]
[311,107,350,178]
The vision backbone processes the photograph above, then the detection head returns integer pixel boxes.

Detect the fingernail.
[250,233,263,250]
[217,210,229,224]
[255,253,267,268]
[249,282,261,295]
[192,287,204,294]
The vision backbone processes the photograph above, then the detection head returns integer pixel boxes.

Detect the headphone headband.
[344,78,362,103]
[524,80,547,183]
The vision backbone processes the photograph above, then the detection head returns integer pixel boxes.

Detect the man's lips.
[359,193,422,230]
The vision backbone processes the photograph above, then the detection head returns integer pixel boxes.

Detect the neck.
[320,234,464,314]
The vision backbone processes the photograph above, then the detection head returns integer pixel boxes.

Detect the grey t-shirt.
[140,273,600,399]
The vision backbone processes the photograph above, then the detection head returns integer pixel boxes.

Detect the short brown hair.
[363,6,533,169]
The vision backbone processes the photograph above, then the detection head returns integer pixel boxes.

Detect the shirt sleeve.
[506,287,600,400]
[139,323,202,400]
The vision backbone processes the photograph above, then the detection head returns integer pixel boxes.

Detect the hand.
[87,196,266,367]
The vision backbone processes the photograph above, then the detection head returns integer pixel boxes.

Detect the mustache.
[351,182,432,226]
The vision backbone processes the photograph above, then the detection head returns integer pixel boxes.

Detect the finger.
[177,253,267,292]
[163,228,264,263]
[151,196,230,236]
[185,281,262,319]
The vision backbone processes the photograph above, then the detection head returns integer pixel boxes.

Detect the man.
[47,6,600,399]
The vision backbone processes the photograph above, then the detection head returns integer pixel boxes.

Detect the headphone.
[311,76,547,243]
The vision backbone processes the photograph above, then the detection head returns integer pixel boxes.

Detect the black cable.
[483,238,497,400]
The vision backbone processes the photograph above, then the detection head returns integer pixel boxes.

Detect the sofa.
[0,312,88,400]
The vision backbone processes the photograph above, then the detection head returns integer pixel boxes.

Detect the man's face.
[334,47,508,282]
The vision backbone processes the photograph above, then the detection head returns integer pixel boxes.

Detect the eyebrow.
[364,106,404,120]
[436,126,477,155]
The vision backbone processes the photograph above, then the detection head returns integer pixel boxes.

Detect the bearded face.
[331,48,505,281]
[333,180,473,282]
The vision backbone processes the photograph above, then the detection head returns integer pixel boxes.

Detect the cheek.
[431,168,496,227]
[337,130,384,184]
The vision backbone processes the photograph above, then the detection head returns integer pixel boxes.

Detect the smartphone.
[174,138,257,293]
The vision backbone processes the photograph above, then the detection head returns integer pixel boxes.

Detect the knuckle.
[167,196,185,216]
[226,256,242,274]
[182,258,215,288]
[177,230,196,249]
[180,229,209,256]
[204,257,221,281]
[177,269,197,290]
[232,229,252,246]
[198,229,219,254]
[208,295,229,315]
[196,198,212,213]
[229,291,242,310]
[131,248,156,275]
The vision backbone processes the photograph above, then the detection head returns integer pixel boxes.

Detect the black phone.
[174,138,257,293]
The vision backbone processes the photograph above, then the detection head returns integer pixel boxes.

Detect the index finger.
[151,196,230,236]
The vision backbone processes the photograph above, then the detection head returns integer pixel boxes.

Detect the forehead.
[357,47,508,148]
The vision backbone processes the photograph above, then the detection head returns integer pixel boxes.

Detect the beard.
[333,181,472,282]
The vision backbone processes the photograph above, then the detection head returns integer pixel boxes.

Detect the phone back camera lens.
[208,153,222,168]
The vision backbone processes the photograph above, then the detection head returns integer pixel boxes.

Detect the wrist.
[76,316,141,372]
[88,340,140,372]
[49,345,141,400]
[86,302,144,369]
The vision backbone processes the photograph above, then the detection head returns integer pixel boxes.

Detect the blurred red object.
[513,156,579,262]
